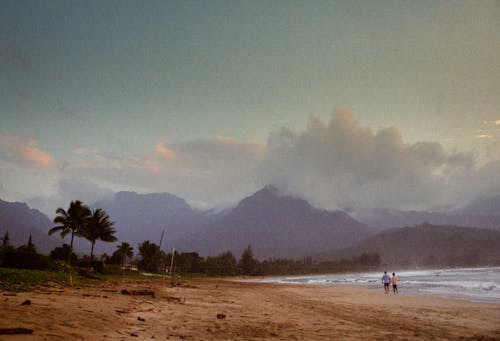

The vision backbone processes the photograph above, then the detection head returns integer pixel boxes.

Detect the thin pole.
[169,247,175,275]
[159,229,165,249]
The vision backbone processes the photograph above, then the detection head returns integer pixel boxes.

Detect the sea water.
[256,267,500,303]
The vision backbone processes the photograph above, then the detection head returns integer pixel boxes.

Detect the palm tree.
[79,208,117,259]
[138,240,162,272]
[116,242,133,267]
[49,200,91,264]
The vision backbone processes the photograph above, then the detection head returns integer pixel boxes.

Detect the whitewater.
[256,267,500,304]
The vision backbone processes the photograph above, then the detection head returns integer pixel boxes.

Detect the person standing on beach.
[391,273,398,294]
[382,271,391,294]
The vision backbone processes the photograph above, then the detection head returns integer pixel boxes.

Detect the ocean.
[256,267,500,304]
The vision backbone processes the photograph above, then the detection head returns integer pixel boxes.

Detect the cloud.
[23,177,115,217]
[142,136,265,176]
[483,119,500,126]
[9,112,498,214]
[140,136,266,208]
[485,140,500,162]
[155,142,177,160]
[0,135,56,169]
[55,136,265,209]
[164,136,264,170]
[256,109,479,211]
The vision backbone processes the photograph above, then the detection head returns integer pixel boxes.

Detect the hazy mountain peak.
[0,199,29,211]
[0,197,58,253]
[235,186,312,212]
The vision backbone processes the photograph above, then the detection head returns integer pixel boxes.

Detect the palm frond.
[48,226,64,235]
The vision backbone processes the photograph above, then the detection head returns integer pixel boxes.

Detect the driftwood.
[121,289,155,298]
[164,295,183,303]
[0,328,34,335]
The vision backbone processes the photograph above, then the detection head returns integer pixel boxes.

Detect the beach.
[1,278,499,340]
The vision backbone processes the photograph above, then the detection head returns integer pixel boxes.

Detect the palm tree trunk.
[69,231,74,265]
[68,230,75,286]
[91,242,95,260]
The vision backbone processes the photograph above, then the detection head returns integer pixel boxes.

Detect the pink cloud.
[0,136,56,169]
[155,142,177,160]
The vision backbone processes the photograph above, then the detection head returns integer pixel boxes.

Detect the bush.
[76,259,108,274]
[50,244,78,263]
[2,249,53,270]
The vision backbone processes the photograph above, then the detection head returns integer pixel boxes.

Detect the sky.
[0,0,499,216]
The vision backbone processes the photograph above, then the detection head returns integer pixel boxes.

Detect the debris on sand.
[121,289,155,298]
[0,328,34,335]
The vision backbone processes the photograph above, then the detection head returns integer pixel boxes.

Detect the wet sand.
[1,277,499,340]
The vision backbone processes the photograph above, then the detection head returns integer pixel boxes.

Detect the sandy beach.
[1,277,499,340]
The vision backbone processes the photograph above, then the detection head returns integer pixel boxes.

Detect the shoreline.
[247,278,500,305]
[1,277,499,339]
[248,266,500,305]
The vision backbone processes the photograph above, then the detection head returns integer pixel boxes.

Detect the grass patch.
[0,267,72,292]
[0,266,206,292]
[0,267,107,292]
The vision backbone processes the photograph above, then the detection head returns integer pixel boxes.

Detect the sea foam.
[256,267,500,303]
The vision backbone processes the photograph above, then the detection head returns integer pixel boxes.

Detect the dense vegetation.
[1,227,381,279]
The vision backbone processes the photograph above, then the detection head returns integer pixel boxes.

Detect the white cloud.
[256,109,484,211]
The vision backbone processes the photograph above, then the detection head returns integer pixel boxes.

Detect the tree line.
[156,246,382,276]
[1,199,382,276]
[0,232,381,276]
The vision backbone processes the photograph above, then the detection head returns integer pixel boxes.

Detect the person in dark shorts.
[381,271,391,294]
[391,272,398,294]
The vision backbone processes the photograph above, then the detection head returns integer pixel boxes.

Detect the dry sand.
[1,277,499,340]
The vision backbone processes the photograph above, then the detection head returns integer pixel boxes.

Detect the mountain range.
[93,191,205,254]
[179,186,373,258]
[316,223,500,267]
[1,187,499,261]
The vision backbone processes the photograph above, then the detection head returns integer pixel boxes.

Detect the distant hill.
[355,208,500,231]
[459,194,500,216]
[0,198,59,253]
[316,223,500,267]
[93,191,205,254]
[181,186,374,259]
